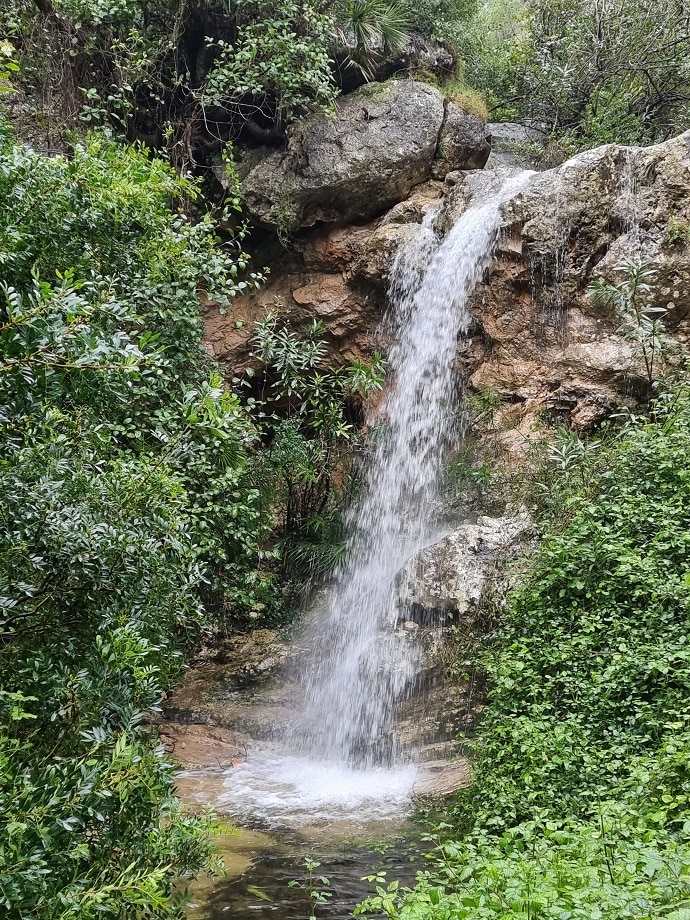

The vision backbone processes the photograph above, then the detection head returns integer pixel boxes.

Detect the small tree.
[245,312,385,585]
[587,260,673,390]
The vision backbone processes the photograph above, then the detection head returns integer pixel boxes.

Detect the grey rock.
[396,513,531,621]
[486,121,548,168]
[432,102,491,178]
[382,29,455,80]
[240,80,489,230]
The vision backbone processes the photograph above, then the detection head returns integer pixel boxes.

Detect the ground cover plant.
[358,385,690,917]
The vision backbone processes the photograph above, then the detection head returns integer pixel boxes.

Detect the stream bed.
[185,823,423,920]
[162,626,472,919]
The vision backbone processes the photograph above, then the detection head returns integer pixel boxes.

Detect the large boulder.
[239,80,490,230]
[433,102,492,178]
[395,514,531,624]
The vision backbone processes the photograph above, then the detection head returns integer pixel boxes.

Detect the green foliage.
[288,857,333,919]
[664,217,690,249]
[0,41,19,94]
[0,120,275,916]
[451,0,526,115]
[0,0,410,162]
[451,0,690,146]
[401,0,477,45]
[517,0,689,145]
[333,0,410,79]
[363,386,690,918]
[203,0,338,129]
[358,810,690,919]
[243,312,385,587]
[588,261,674,389]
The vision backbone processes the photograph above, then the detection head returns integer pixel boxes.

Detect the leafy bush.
[360,386,690,918]
[0,0,411,163]
[398,0,476,44]
[451,0,526,116]
[243,313,385,588]
[0,120,273,916]
[515,0,688,145]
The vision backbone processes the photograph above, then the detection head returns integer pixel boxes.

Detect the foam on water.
[179,752,418,828]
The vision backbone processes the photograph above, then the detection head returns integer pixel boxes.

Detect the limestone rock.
[211,129,690,435]
[160,722,248,770]
[485,121,549,168]
[396,513,531,623]
[432,102,491,178]
[204,182,445,373]
[465,130,690,433]
[240,80,489,230]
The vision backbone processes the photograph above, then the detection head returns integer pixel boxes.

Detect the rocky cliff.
[204,79,690,438]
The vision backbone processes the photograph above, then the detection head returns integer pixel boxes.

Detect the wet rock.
[241,81,445,230]
[396,513,531,622]
[465,130,690,436]
[486,121,548,168]
[162,630,291,724]
[382,29,456,81]
[414,761,471,796]
[202,267,380,370]
[211,129,690,439]
[203,182,444,373]
[161,722,249,769]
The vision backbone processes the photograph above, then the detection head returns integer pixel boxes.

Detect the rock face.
[396,513,531,624]
[433,103,492,178]
[203,179,446,368]
[210,102,690,436]
[466,131,690,434]
[239,80,490,230]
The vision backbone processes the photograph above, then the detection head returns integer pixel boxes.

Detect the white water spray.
[294,171,534,768]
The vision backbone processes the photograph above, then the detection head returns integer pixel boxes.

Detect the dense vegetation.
[0,115,273,916]
[3,0,689,159]
[358,389,690,917]
[0,0,419,166]
[0,119,378,915]
[460,0,690,149]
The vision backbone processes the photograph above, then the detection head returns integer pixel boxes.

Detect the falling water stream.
[295,170,535,770]
[184,170,534,918]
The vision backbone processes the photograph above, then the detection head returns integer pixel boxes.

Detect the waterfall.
[295,171,534,767]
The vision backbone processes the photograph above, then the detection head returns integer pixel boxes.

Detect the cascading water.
[182,171,535,828]
[294,170,535,770]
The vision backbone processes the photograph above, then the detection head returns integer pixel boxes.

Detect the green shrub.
[0,120,271,916]
[363,386,690,918]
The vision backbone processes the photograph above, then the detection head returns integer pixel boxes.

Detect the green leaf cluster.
[361,386,690,917]
[458,0,690,147]
[0,0,410,161]
[0,121,270,917]
[243,312,385,587]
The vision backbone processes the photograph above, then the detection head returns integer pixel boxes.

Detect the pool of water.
[186,824,422,920]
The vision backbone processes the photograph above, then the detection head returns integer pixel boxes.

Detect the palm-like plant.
[332,0,410,79]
